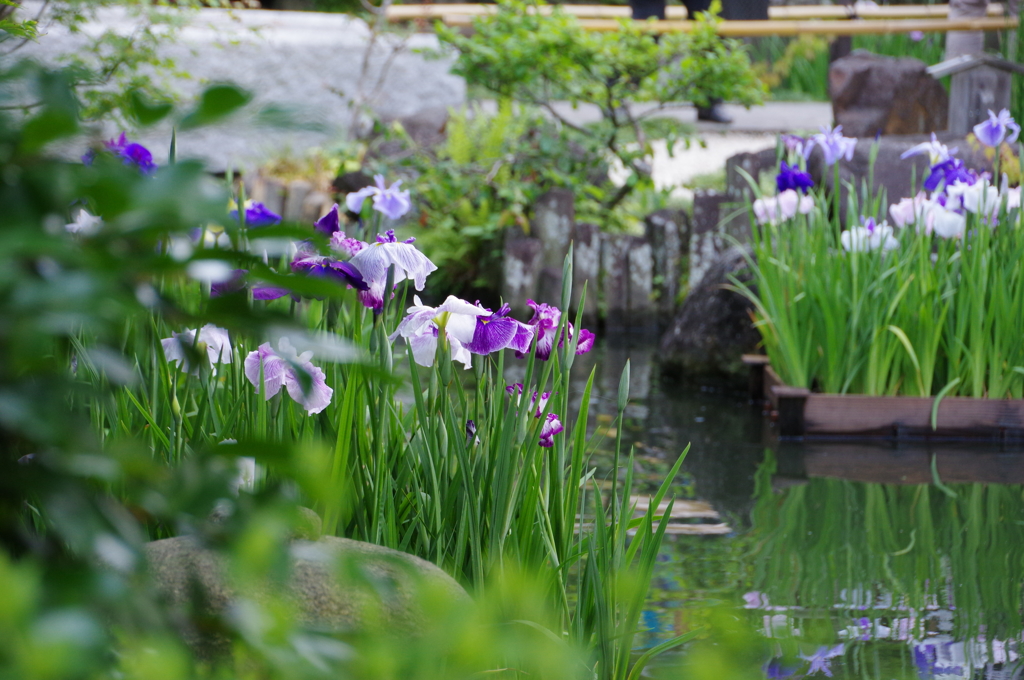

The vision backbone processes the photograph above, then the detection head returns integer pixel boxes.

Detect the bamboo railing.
[386,2,1016,34]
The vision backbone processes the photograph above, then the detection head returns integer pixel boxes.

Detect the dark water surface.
[573,340,1024,680]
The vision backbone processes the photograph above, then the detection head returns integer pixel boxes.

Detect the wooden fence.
[387,2,1016,34]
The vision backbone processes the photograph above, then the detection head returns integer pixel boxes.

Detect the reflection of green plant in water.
[748,452,1024,641]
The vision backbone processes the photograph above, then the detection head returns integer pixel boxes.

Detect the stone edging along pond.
[744,354,1024,441]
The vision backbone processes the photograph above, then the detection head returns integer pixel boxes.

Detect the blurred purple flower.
[291,253,368,291]
[806,124,857,166]
[329,231,367,258]
[538,413,564,447]
[243,338,333,415]
[251,284,294,301]
[909,30,924,41]
[346,174,412,220]
[973,108,1020,147]
[104,132,156,173]
[230,201,281,228]
[349,230,437,311]
[210,268,248,297]
[466,303,535,355]
[314,204,342,236]
[763,659,799,679]
[781,134,809,157]
[776,161,814,194]
[923,157,977,193]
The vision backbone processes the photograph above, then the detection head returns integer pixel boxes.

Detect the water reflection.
[575,340,1024,679]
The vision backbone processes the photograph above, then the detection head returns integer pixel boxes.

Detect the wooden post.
[601,234,632,332]
[627,237,656,332]
[572,222,601,326]
[742,354,771,404]
[771,385,810,438]
[283,180,312,223]
[645,209,688,328]
[502,232,544,319]
[532,188,575,305]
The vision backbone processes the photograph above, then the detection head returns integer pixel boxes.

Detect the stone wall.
[13,3,465,172]
[501,191,688,334]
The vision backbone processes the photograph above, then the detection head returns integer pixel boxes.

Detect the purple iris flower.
[314,204,341,236]
[973,108,1020,147]
[466,303,535,355]
[348,230,437,311]
[515,300,595,361]
[776,161,814,194]
[230,201,282,228]
[346,175,412,221]
[806,125,857,166]
[923,158,977,193]
[291,253,369,291]
[538,413,564,448]
[104,132,157,173]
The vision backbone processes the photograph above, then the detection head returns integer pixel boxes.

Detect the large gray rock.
[829,50,948,138]
[659,246,760,377]
[146,535,470,658]
[13,3,465,172]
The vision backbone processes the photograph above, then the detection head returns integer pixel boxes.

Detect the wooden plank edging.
[743,355,1024,440]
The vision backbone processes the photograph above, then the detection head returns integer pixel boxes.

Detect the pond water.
[564,339,1024,680]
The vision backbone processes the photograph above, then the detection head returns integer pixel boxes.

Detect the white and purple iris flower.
[243,338,333,415]
[389,295,491,369]
[346,175,412,221]
[806,125,857,166]
[466,303,535,356]
[517,300,595,361]
[538,413,564,448]
[973,108,1020,148]
[349,230,437,311]
[840,216,900,252]
[900,132,956,165]
[230,200,282,228]
[161,324,233,375]
[753,189,815,225]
